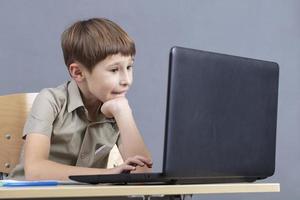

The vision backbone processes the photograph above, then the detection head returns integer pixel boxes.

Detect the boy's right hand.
[109,155,153,174]
[101,97,131,119]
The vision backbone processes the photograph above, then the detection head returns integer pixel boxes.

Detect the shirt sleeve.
[23,89,60,138]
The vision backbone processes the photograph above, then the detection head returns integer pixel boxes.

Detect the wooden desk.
[0,183,280,199]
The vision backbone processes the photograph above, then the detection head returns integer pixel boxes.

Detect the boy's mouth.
[112,90,127,95]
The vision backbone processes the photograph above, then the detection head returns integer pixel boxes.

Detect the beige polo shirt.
[9,80,120,180]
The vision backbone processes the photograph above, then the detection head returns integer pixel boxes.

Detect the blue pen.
[1,180,58,187]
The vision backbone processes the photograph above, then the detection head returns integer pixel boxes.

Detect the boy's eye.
[110,68,118,73]
[127,65,133,70]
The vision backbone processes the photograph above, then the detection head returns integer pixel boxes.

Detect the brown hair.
[61,18,135,72]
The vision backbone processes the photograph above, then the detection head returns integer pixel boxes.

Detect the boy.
[9,18,152,180]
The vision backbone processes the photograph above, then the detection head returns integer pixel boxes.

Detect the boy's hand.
[101,97,131,118]
[109,155,153,174]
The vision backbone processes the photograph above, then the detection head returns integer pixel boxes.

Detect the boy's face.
[83,54,134,103]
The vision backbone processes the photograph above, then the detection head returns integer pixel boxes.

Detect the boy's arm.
[24,133,139,180]
[102,98,152,173]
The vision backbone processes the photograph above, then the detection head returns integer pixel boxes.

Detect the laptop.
[69,46,279,184]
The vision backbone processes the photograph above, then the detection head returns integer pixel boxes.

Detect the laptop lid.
[163,46,279,181]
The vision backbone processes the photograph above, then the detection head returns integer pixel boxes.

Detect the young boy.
[9,18,152,180]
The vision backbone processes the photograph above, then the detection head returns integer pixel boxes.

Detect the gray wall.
[0,0,299,199]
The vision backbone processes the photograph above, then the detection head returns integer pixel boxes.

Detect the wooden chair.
[0,93,37,175]
[0,93,122,178]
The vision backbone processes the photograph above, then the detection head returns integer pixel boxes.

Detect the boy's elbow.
[24,166,38,180]
[24,161,44,180]
[25,173,39,181]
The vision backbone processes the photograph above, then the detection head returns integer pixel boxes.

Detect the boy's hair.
[61,18,135,72]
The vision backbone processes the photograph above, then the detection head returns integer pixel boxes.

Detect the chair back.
[0,93,37,173]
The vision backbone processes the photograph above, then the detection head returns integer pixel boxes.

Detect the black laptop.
[69,46,279,184]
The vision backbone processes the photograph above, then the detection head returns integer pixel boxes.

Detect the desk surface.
[0,183,280,199]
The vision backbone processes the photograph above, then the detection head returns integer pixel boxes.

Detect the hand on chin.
[101,96,130,118]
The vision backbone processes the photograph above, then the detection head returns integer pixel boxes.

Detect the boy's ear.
[69,63,85,82]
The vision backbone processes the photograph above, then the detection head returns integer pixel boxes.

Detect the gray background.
[0,0,299,199]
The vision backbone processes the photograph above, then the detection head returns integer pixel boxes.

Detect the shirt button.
[80,153,87,159]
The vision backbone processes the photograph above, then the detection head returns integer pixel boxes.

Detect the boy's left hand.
[101,97,131,118]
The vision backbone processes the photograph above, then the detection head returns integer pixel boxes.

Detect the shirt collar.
[67,80,85,113]
[67,80,116,123]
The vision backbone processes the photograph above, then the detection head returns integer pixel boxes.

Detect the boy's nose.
[120,72,131,86]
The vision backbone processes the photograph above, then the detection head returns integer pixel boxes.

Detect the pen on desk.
[1,180,58,187]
